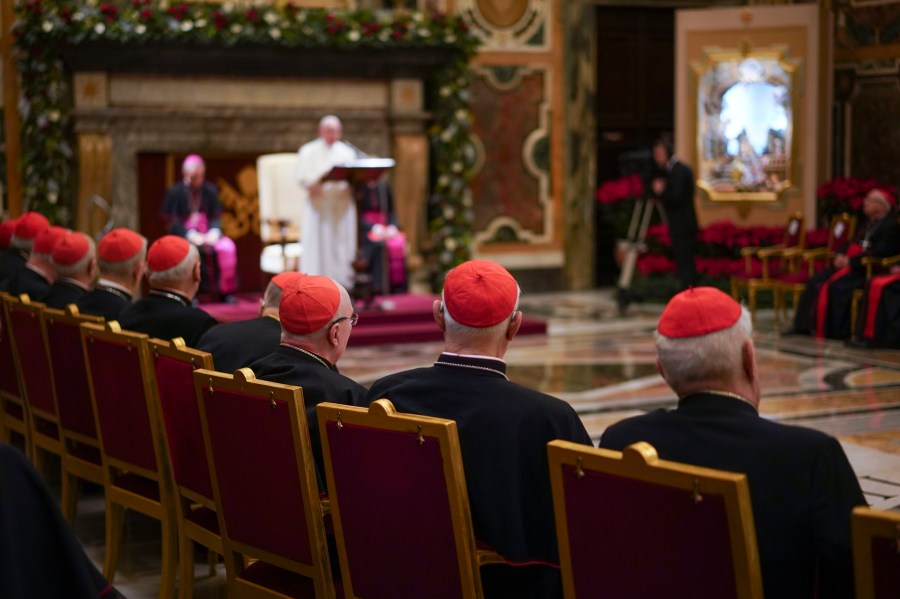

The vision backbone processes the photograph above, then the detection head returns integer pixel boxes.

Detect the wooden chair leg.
[159,514,178,599]
[748,287,757,325]
[730,278,739,301]
[773,288,782,330]
[61,468,80,524]
[208,549,217,577]
[178,531,195,599]
[103,501,126,581]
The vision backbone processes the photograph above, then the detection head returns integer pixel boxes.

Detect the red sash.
[815,267,850,339]
[863,273,900,339]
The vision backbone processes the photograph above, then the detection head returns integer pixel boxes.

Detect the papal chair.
[3,294,61,478]
[547,440,762,599]
[0,292,29,457]
[257,152,305,275]
[195,367,336,598]
[80,321,178,599]
[146,337,221,599]
[775,212,857,324]
[730,211,804,327]
[317,399,500,599]
[852,506,900,599]
[43,304,105,524]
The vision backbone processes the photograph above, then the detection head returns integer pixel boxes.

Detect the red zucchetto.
[657,287,743,339]
[14,211,50,241]
[33,226,70,255]
[147,235,191,272]
[0,218,21,249]
[870,187,897,209]
[279,275,340,335]
[272,271,306,290]
[443,259,519,328]
[99,228,144,263]
[52,232,91,266]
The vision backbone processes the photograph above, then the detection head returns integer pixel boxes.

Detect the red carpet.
[200,293,547,347]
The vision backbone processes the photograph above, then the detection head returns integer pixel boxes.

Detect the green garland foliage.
[13,0,479,270]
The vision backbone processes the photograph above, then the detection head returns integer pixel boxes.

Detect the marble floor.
[67,288,900,597]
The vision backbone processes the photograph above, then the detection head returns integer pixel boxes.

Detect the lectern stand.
[323,158,396,308]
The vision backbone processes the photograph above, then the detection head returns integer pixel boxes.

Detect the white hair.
[147,243,199,287]
[655,307,753,391]
[319,115,341,129]
[98,237,148,278]
[53,235,97,278]
[11,235,35,252]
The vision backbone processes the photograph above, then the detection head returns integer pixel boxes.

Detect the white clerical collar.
[97,278,131,295]
[441,351,507,366]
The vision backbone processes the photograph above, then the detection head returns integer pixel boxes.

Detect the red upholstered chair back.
[0,293,22,402]
[195,367,333,597]
[317,399,483,599]
[80,321,158,475]
[5,296,56,420]
[828,213,857,252]
[43,306,103,442]
[852,507,900,599]
[548,441,762,599]
[783,212,805,248]
[148,338,214,502]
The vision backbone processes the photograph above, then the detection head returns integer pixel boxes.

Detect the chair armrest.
[739,246,762,258]
[756,246,787,259]
[801,247,830,260]
[476,549,506,566]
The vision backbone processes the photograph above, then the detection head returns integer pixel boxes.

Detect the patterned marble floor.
[72,288,900,597]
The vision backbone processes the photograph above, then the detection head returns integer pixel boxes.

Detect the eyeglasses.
[330,312,359,327]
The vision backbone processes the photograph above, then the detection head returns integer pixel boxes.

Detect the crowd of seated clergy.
[0,214,870,598]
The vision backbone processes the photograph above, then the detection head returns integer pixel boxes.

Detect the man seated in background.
[785,187,900,339]
[197,272,302,373]
[248,274,366,489]
[76,228,147,321]
[161,154,238,303]
[0,212,49,287]
[600,287,866,598]
[5,226,67,302]
[44,232,97,309]
[117,235,217,347]
[365,260,592,599]
[849,261,900,349]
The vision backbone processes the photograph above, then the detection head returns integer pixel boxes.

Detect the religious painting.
[693,49,798,204]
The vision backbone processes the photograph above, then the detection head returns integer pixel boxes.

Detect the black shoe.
[845,338,875,349]
[223,294,238,305]
[780,326,804,336]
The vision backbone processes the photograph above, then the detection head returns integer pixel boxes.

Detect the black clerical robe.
[196,316,281,374]
[600,393,866,599]
[0,249,28,290]
[366,353,592,599]
[43,279,87,310]
[6,267,52,302]
[116,290,217,347]
[75,285,133,321]
[247,344,366,490]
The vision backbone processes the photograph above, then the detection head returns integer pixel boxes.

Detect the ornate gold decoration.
[216,165,259,240]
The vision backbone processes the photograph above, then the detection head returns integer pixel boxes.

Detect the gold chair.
[42,304,105,524]
[851,254,900,338]
[0,292,30,457]
[851,506,900,599]
[257,152,304,275]
[3,294,61,478]
[317,399,502,599]
[731,212,804,327]
[81,321,178,599]
[548,440,762,599]
[775,212,857,324]
[146,337,221,599]
[195,367,336,598]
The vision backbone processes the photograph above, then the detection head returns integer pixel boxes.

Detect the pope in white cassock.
[295,115,359,289]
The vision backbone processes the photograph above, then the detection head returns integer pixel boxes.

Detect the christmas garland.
[11,0,479,270]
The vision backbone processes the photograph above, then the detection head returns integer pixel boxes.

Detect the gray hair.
[53,235,97,278]
[98,237,148,278]
[147,243,199,287]
[262,278,285,310]
[655,307,753,390]
[11,235,35,252]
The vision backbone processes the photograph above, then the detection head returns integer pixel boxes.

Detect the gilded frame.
[692,46,800,205]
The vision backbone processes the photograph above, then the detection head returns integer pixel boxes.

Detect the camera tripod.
[616,197,667,316]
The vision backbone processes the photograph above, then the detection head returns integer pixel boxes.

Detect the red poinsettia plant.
[816,177,896,224]
[596,173,644,239]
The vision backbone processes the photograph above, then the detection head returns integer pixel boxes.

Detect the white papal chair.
[257,152,305,274]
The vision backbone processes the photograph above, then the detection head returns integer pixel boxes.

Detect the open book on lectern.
[322,157,396,185]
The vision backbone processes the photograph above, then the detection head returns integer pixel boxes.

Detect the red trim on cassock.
[816,267,850,339]
[863,273,900,339]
